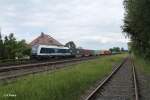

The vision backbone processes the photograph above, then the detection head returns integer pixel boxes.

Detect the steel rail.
[85,57,127,100]
[132,58,139,100]
[0,57,83,67]
[0,57,97,81]
[85,57,140,100]
[0,57,97,72]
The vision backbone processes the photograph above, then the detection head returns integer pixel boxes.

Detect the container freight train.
[99,50,112,55]
[31,45,101,59]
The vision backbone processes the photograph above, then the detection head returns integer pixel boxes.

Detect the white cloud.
[0,0,128,49]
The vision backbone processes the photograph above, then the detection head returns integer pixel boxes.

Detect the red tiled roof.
[29,33,63,46]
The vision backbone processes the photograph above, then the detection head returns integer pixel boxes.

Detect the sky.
[0,0,129,50]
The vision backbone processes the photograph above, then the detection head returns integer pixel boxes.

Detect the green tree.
[3,36,9,59]
[123,0,150,59]
[3,33,31,59]
[121,47,125,52]
[15,40,31,58]
[0,33,3,59]
[109,47,121,53]
[65,41,77,55]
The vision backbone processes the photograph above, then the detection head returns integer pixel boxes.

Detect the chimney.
[41,32,44,37]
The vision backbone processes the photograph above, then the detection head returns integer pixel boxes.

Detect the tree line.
[123,0,150,60]
[0,33,31,60]
[109,47,125,53]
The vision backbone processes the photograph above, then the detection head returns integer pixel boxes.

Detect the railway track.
[0,57,79,67]
[85,57,139,100]
[0,59,39,67]
[0,56,97,81]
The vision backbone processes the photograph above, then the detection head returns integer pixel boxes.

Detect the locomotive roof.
[35,44,69,49]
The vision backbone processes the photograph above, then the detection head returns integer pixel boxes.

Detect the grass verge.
[133,56,150,75]
[0,54,127,100]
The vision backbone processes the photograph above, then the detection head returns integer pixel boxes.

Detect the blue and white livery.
[31,45,71,59]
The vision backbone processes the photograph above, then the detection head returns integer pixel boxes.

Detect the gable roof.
[29,33,63,46]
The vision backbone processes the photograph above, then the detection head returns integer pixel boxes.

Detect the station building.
[29,32,63,47]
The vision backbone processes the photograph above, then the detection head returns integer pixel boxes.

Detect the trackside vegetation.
[0,54,127,100]
[134,56,150,75]
[0,33,30,60]
[123,0,150,60]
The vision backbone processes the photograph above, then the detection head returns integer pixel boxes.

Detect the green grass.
[134,56,150,75]
[0,54,127,100]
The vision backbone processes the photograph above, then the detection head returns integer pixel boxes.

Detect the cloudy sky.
[0,0,129,50]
